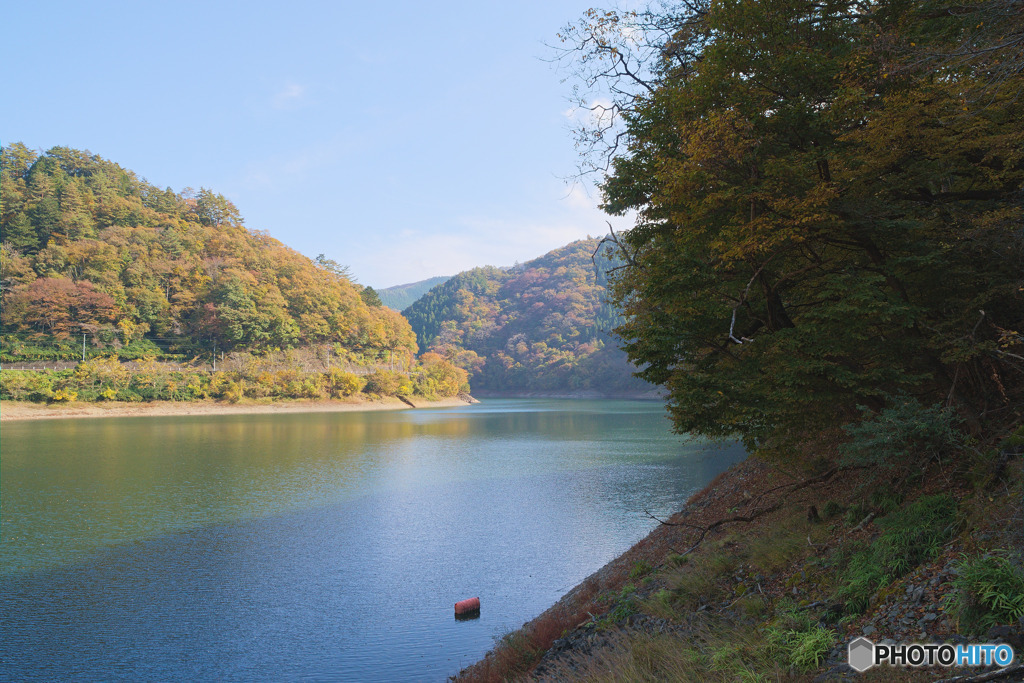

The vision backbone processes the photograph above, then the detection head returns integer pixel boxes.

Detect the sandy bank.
[0,395,475,422]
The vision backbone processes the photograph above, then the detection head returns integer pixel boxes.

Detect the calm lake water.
[0,399,745,682]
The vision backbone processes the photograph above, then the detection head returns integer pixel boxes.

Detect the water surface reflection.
[1,399,745,681]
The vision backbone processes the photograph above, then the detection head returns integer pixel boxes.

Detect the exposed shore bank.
[454,450,1024,682]
[0,395,476,422]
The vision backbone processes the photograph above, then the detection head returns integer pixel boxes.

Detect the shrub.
[840,396,969,468]
[0,370,47,401]
[296,377,325,399]
[1,371,61,402]
[325,368,364,397]
[74,356,130,388]
[945,551,1024,634]
[183,375,208,399]
[221,380,245,403]
[115,388,143,402]
[208,373,235,398]
[363,370,411,396]
[599,584,640,627]
[821,501,843,520]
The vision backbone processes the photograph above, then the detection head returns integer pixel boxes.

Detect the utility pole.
[213,342,217,371]
[82,333,86,362]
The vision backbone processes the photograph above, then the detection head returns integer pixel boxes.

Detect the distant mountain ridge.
[402,239,652,396]
[378,276,450,311]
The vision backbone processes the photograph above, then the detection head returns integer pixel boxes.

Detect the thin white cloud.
[365,185,635,287]
[238,136,354,190]
[272,83,307,110]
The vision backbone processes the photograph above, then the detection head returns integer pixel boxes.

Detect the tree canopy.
[564,0,1024,446]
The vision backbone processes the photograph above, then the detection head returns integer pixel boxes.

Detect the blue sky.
[2,1,632,288]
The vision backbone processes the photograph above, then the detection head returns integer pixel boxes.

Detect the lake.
[0,399,745,681]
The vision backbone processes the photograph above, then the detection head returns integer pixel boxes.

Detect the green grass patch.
[834,493,958,614]
[766,623,836,672]
[659,547,739,613]
[869,488,904,515]
[629,560,653,580]
[945,551,1024,634]
[765,604,837,670]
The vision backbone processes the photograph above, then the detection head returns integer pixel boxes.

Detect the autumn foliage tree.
[563,0,1024,446]
[4,277,116,335]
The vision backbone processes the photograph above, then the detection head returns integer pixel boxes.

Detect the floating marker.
[455,597,480,615]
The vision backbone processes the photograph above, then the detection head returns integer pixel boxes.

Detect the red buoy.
[455,597,480,615]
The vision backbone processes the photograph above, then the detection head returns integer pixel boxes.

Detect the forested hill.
[378,275,450,311]
[0,143,416,364]
[402,239,652,396]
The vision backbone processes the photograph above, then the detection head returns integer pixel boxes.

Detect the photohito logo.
[848,637,1016,672]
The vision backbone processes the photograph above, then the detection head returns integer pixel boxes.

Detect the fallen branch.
[658,502,787,559]
[746,466,859,511]
[807,534,826,552]
[795,600,829,612]
[642,509,703,529]
[850,511,876,533]
[675,501,786,561]
[645,465,861,560]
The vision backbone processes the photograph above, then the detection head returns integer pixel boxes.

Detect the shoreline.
[0,395,475,422]
[455,449,1024,682]
[471,389,665,400]
[452,458,766,681]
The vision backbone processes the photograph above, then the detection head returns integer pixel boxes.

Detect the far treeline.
[0,143,467,402]
[559,0,1023,450]
[402,239,653,396]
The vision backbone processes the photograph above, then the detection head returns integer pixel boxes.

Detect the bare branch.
[592,221,639,275]
[644,466,856,559]
[552,3,711,178]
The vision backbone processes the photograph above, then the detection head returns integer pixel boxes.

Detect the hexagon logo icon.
[848,637,875,672]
